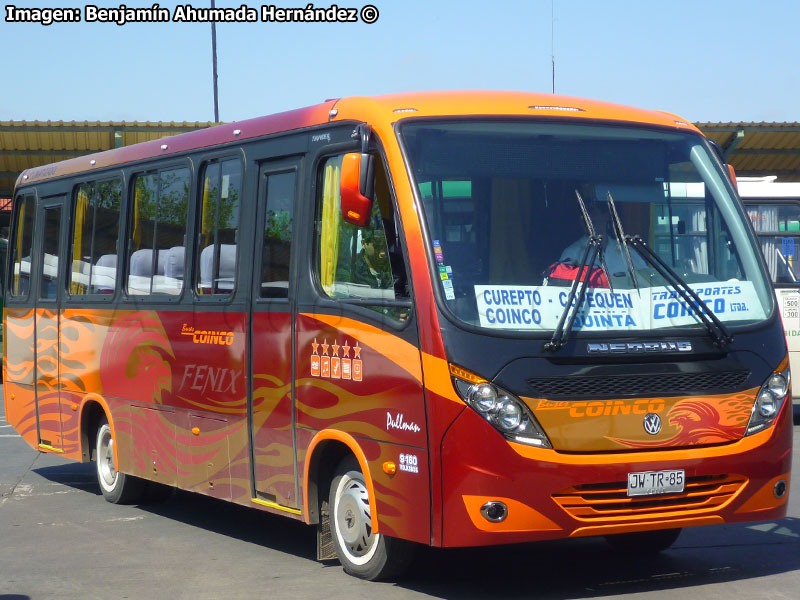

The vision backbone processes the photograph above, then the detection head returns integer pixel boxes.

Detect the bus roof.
[15,91,701,189]
[738,177,800,198]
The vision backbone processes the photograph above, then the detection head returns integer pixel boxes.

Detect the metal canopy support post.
[723,129,745,160]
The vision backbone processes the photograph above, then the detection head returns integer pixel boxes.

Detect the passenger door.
[33,198,65,451]
[249,157,302,509]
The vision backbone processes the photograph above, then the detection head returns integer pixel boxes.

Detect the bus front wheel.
[328,457,413,580]
[95,418,145,504]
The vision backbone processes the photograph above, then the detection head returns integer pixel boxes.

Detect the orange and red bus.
[4,92,792,580]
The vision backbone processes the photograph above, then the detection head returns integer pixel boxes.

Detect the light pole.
[211,0,220,122]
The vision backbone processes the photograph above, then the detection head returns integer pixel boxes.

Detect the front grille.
[553,474,747,521]
[527,370,749,399]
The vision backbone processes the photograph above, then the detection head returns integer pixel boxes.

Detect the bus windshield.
[400,121,774,335]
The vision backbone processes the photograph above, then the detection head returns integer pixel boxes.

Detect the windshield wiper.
[575,190,614,294]
[605,190,639,293]
[544,234,602,352]
[626,235,734,348]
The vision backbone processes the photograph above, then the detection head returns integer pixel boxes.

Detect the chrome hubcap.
[335,474,375,558]
[98,427,117,488]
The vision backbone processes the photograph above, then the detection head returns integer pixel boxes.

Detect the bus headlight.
[469,383,498,413]
[450,365,552,448]
[496,398,523,431]
[746,367,790,436]
[767,372,789,398]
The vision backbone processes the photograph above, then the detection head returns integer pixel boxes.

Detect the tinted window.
[69,178,122,295]
[260,170,294,298]
[196,158,242,296]
[127,167,190,296]
[10,194,35,298]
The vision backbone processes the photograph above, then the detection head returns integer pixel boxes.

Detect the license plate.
[627,469,685,497]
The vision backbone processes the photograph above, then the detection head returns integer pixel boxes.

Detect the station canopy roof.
[1,119,799,200]
[0,120,215,199]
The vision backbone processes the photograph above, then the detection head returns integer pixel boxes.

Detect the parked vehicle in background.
[738,176,800,400]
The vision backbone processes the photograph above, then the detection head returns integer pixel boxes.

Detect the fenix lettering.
[180,365,242,395]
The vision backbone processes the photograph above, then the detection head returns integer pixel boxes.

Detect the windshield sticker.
[433,241,456,299]
[442,279,455,300]
[433,240,445,263]
[474,283,765,331]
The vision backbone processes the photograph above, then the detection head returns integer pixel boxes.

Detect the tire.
[605,528,682,554]
[95,418,145,504]
[329,457,413,580]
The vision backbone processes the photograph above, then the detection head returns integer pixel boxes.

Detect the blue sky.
[2,0,798,123]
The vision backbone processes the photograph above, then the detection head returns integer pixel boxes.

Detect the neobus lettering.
[570,399,665,418]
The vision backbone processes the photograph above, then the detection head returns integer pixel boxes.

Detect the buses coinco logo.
[182,324,235,346]
[310,338,363,381]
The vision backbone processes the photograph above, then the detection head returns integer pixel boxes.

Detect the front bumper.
[440,396,792,547]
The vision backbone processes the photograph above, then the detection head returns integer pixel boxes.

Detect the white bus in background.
[738,176,800,400]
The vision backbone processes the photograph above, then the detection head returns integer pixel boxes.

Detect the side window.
[746,202,800,285]
[9,194,35,298]
[39,205,62,301]
[69,178,122,295]
[196,158,242,296]
[316,155,410,321]
[127,167,190,296]
[260,171,295,298]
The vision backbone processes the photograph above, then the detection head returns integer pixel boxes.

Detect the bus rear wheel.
[329,457,413,580]
[96,417,145,504]
[605,528,682,554]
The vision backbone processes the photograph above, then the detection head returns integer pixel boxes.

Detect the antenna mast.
[551,0,555,94]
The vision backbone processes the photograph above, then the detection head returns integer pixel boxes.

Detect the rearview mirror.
[727,164,738,191]
[340,152,375,227]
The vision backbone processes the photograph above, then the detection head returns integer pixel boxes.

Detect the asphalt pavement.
[1,390,798,600]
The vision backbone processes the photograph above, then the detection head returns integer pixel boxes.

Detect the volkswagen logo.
[643,413,662,435]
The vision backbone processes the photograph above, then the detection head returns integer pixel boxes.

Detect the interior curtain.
[320,160,341,295]
[131,183,142,248]
[748,206,779,278]
[71,187,89,294]
[13,197,26,294]
[198,172,215,295]
[688,204,708,275]
[201,172,214,247]
[489,178,533,283]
